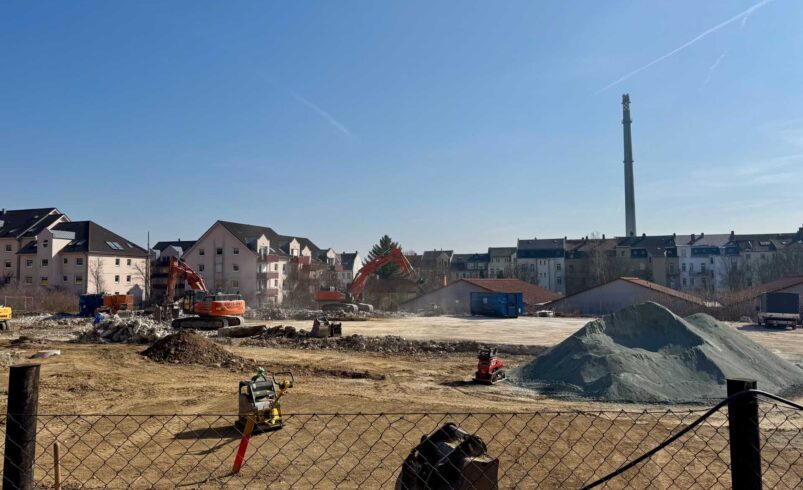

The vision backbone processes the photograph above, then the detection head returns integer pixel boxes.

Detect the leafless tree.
[89,258,105,293]
[132,260,150,300]
[720,256,755,292]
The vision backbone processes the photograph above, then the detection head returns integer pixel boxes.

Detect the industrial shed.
[399,278,559,314]
[546,277,713,316]
[724,276,803,319]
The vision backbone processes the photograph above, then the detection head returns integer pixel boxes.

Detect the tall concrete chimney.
[622,94,637,237]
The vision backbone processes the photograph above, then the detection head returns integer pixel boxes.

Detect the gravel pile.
[78,317,171,344]
[515,302,803,403]
[247,326,544,356]
[142,330,255,371]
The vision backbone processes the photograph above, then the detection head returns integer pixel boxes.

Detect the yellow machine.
[237,369,294,431]
[0,305,11,331]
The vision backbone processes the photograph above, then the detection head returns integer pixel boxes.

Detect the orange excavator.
[166,256,246,329]
[314,245,417,312]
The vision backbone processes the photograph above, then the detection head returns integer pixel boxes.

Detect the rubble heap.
[247,326,544,356]
[79,316,170,344]
[142,330,254,371]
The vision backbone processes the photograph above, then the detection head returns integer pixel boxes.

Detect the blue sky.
[2,1,802,254]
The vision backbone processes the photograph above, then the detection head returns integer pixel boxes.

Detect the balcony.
[257,271,279,280]
[257,253,282,263]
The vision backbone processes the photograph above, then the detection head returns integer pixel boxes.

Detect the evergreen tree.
[366,235,402,279]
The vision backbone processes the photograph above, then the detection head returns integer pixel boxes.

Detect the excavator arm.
[348,246,414,300]
[166,256,208,303]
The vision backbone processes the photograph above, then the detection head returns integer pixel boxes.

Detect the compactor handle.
[273,371,295,388]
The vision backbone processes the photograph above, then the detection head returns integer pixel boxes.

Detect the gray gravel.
[514,302,803,403]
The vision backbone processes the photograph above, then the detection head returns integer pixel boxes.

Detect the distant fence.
[1,385,801,488]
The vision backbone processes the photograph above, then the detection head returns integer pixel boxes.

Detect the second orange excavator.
[314,245,417,313]
[166,257,246,329]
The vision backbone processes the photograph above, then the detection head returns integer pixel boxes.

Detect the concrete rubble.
[245,325,545,356]
[78,316,171,344]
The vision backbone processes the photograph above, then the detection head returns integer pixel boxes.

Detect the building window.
[4,261,10,269]
[114,275,120,283]
[75,275,83,284]
[233,264,239,272]
[233,248,239,255]
[127,259,132,266]
[126,275,131,283]
[682,278,687,286]
[216,248,223,255]
[556,263,562,271]
[273,279,278,287]
[273,263,278,271]
[42,239,49,248]
[4,244,11,252]
[115,258,120,266]
[25,276,32,285]
[25,259,33,267]
[76,257,84,266]
[40,277,48,286]
[198,264,205,272]
[63,275,68,282]
[63,257,68,264]
[690,277,695,286]
[700,263,706,273]
[557,277,562,285]
[199,248,205,256]
[41,259,48,267]
[282,264,286,272]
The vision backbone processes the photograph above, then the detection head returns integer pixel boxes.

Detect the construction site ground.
[0,314,801,488]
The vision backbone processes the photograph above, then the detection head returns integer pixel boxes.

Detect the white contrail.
[596,0,773,93]
[291,91,353,137]
[703,50,728,85]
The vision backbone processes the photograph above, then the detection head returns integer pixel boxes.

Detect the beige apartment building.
[1,208,68,284]
[15,221,148,302]
[181,221,331,306]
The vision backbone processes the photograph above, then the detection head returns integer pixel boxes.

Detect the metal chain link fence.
[1,394,801,489]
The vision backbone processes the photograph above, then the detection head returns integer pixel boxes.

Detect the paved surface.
[342,315,803,363]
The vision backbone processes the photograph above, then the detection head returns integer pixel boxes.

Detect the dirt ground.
[0,315,801,488]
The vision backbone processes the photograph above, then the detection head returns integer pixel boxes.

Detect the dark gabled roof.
[728,233,797,253]
[565,238,618,259]
[517,238,565,259]
[421,250,453,267]
[461,278,560,305]
[0,208,64,238]
[153,240,197,253]
[678,233,731,247]
[217,220,321,255]
[17,221,147,257]
[339,252,359,269]
[405,254,423,268]
[616,235,676,258]
[488,247,517,257]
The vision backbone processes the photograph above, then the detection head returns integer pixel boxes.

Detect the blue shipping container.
[470,292,523,318]
[79,294,104,317]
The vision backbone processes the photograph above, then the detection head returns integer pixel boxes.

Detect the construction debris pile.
[515,302,803,403]
[246,326,545,356]
[79,317,170,344]
[10,313,92,330]
[0,350,20,367]
[142,330,255,371]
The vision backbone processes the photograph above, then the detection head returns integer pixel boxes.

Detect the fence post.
[3,364,41,490]
[727,378,762,490]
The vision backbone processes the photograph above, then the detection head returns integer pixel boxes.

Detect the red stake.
[231,418,255,474]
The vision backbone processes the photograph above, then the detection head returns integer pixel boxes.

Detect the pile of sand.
[515,302,803,403]
[142,331,254,371]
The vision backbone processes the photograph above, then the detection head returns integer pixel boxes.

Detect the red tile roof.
[726,276,803,305]
[618,277,711,307]
[461,278,560,305]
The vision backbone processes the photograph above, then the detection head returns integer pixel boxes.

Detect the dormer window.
[42,239,49,248]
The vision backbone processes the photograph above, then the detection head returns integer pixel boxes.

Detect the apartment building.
[150,240,197,304]
[0,208,68,284]
[449,253,489,282]
[675,234,730,293]
[181,221,326,306]
[335,252,363,286]
[613,234,677,287]
[487,247,517,278]
[563,237,619,294]
[15,221,148,301]
[516,238,566,295]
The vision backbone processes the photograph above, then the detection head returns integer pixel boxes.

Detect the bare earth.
[0,314,800,488]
